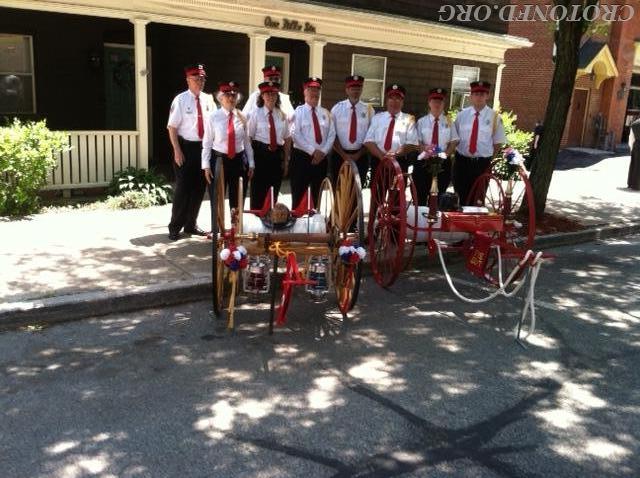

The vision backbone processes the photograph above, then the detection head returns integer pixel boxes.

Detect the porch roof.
[4,0,531,64]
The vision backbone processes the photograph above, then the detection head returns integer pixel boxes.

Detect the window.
[0,34,35,114]
[265,51,290,94]
[352,54,386,107]
[450,65,480,110]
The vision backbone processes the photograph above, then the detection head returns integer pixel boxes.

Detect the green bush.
[105,190,156,210]
[0,119,69,216]
[108,166,172,205]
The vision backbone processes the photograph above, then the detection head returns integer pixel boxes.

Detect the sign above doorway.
[264,16,316,33]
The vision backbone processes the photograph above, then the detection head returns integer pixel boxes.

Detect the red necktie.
[268,111,277,151]
[227,111,236,158]
[431,117,439,147]
[383,114,395,151]
[311,107,322,144]
[195,95,204,139]
[349,104,357,144]
[469,111,479,155]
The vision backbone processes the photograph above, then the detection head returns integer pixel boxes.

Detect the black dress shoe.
[168,231,181,241]
[184,226,208,236]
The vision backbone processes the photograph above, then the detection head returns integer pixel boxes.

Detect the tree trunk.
[529,0,597,219]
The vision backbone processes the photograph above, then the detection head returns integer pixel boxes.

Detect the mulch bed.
[534,213,587,235]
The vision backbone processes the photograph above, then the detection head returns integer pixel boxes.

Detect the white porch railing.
[44,130,140,190]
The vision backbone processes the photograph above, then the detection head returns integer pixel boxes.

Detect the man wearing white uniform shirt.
[453,80,506,205]
[330,75,374,186]
[166,63,216,241]
[414,87,459,206]
[242,65,294,121]
[364,83,419,177]
[290,77,336,207]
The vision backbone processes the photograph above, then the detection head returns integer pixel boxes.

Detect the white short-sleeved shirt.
[364,111,418,153]
[416,112,459,149]
[167,90,216,141]
[201,108,254,169]
[242,90,295,121]
[455,105,506,158]
[330,99,373,150]
[247,106,291,146]
[291,103,336,156]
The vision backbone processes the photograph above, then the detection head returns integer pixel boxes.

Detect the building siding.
[322,43,499,117]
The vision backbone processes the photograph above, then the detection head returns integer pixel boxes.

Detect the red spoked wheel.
[467,167,536,285]
[368,158,407,288]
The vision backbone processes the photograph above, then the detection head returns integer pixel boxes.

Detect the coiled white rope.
[434,240,544,340]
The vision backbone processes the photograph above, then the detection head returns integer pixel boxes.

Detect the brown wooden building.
[0,0,530,190]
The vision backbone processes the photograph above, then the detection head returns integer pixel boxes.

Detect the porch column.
[493,63,506,110]
[306,38,327,78]
[248,31,270,91]
[131,17,149,169]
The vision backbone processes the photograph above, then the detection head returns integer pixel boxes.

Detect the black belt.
[178,137,202,145]
[342,148,362,154]
[293,148,312,157]
[213,150,243,160]
[252,140,283,152]
[456,153,491,161]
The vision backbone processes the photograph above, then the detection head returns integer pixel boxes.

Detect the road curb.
[533,221,640,249]
[2,222,639,329]
[0,279,212,330]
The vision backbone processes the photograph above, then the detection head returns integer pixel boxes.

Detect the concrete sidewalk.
[2,152,639,326]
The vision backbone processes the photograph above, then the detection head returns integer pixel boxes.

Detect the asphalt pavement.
[1,235,638,477]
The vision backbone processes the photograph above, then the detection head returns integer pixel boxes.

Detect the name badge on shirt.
[485,119,491,125]
[186,107,193,114]
[360,112,366,118]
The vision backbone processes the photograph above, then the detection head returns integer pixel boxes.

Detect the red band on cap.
[471,85,490,93]
[185,68,205,77]
[346,79,364,87]
[304,80,322,88]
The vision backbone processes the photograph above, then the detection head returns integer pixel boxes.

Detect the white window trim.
[265,51,290,93]
[0,33,36,114]
[351,53,387,107]
[450,65,480,110]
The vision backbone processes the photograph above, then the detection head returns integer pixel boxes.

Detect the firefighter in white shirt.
[453,80,506,205]
[242,65,295,121]
[201,80,254,213]
[414,87,459,206]
[330,75,374,186]
[247,81,292,209]
[290,77,336,207]
[364,83,418,178]
[166,63,216,241]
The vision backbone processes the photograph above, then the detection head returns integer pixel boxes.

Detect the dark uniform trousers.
[251,140,284,210]
[328,149,369,188]
[290,148,327,209]
[169,137,206,234]
[213,150,248,212]
[453,152,492,206]
[412,156,452,207]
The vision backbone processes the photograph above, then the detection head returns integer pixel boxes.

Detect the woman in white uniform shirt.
[247,81,291,209]
[414,87,459,206]
[201,81,254,212]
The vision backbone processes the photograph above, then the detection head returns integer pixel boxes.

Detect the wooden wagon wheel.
[210,157,226,318]
[333,160,365,314]
[367,157,407,288]
[401,172,419,271]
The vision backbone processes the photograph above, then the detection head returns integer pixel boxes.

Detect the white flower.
[438,152,448,160]
[237,245,247,255]
[232,250,242,261]
[356,247,367,259]
[339,246,350,256]
[219,249,231,261]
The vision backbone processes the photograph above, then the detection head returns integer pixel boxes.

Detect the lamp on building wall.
[88,50,102,70]
[617,81,629,100]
